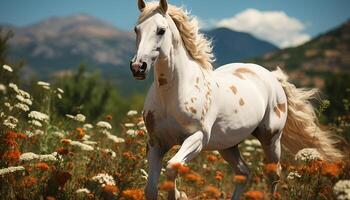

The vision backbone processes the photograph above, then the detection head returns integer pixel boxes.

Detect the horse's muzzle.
[130,61,147,80]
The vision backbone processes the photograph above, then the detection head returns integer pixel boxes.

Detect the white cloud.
[216,9,311,48]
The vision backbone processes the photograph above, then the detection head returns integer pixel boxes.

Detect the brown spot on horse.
[277,103,286,113]
[158,77,168,86]
[189,107,197,114]
[230,85,237,94]
[239,98,245,106]
[233,67,257,80]
[196,77,200,84]
[274,107,281,118]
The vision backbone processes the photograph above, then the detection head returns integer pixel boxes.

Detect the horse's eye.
[157,28,166,35]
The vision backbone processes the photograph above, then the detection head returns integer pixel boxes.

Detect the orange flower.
[160,181,175,191]
[185,172,202,183]
[53,171,72,187]
[36,162,50,171]
[5,131,18,140]
[122,189,144,200]
[103,185,119,195]
[171,162,183,170]
[16,132,27,139]
[105,114,113,121]
[122,151,137,160]
[3,150,21,160]
[56,147,69,155]
[46,196,56,200]
[76,128,85,139]
[5,139,18,147]
[207,155,218,162]
[19,176,37,188]
[244,191,264,200]
[265,163,278,174]
[321,162,341,177]
[136,130,145,136]
[204,185,220,197]
[233,175,247,183]
[178,165,190,174]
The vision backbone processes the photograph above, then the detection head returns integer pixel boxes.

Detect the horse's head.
[130,0,173,80]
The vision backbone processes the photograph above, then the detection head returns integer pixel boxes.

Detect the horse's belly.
[152,116,187,148]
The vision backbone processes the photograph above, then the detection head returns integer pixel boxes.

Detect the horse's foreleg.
[219,145,251,200]
[166,130,207,200]
[145,143,165,200]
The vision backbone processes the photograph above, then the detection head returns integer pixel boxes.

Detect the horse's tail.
[272,67,343,161]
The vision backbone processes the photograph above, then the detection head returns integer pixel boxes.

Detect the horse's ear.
[138,0,146,12]
[159,0,168,13]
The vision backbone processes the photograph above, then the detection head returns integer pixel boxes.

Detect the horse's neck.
[154,45,201,105]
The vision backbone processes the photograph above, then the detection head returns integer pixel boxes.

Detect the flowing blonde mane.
[138,3,215,70]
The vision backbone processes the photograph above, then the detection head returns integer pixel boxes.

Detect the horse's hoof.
[178,191,188,200]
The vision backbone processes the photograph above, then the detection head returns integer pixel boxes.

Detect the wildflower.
[185,172,202,183]
[102,130,125,143]
[333,180,350,200]
[19,152,58,162]
[244,140,253,146]
[97,121,112,129]
[57,88,64,93]
[52,171,72,187]
[52,131,65,138]
[76,188,91,194]
[37,81,50,90]
[160,181,175,191]
[61,139,94,151]
[46,196,55,200]
[76,127,86,139]
[244,191,264,200]
[103,185,119,196]
[122,189,143,200]
[29,120,42,127]
[66,114,85,122]
[126,129,137,137]
[83,123,93,130]
[215,170,223,181]
[3,150,21,161]
[204,185,221,198]
[127,110,138,116]
[36,162,50,171]
[245,146,255,152]
[295,148,323,162]
[178,165,190,174]
[125,123,135,128]
[57,93,62,99]
[140,169,148,180]
[56,147,69,155]
[242,152,251,157]
[322,162,342,177]
[102,149,116,158]
[14,103,30,112]
[0,166,25,176]
[83,140,97,145]
[105,114,113,121]
[27,129,44,137]
[207,155,218,162]
[250,139,261,147]
[265,163,278,174]
[19,176,37,187]
[233,175,247,183]
[287,171,301,180]
[28,111,49,122]
[3,64,13,72]
[3,116,18,129]
[0,84,6,93]
[91,173,116,187]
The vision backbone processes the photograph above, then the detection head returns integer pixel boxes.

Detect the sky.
[0,0,350,48]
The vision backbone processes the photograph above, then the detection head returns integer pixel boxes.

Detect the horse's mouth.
[133,73,146,80]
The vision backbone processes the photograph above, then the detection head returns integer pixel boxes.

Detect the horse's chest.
[143,110,187,148]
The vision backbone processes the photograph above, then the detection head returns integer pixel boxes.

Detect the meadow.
[0,63,350,200]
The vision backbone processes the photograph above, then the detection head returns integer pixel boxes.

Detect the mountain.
[2,14,278,93]
[250,20,350,87]
[204,27,278,66]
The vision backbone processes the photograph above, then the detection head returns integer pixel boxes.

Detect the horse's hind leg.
[253,128,282,194]
[219,145,251,200]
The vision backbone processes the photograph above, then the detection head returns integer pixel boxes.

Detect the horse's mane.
[138,2,215,70]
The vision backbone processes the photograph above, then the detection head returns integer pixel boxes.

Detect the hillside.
[251,20,350,87]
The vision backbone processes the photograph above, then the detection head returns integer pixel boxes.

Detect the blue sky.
[1,0,349,47]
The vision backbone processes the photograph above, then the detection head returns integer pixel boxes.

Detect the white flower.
[29,120,42,127]
[14,103,30,112]
[127,110,138,116]
[57,88,64,94]
[245,146,255,152]
[83,123,93,130]
[124,123,135,128]
[242,152,251,157]
[250,139,261,147]
[333,180,350,200]
[20,152,58,162]
[3,116,18,129]
[83,140,98,145]
[8,83,30,99]
[0,112,5,118]
[126,129,137,137]
[97,121,112,129]
[2,64,13,72]
[140,169,148,180]
[0,166,25,176]
[137,121,145,127]
[102,130,125,143]
[212,150,220,156]
[82,134,91,141]
[4,102,11,108]
[0,84,6,93]
[91,173,116,187]
[244,140,253,146]
[76,188,91,194]
[27,129,44,137]
[37,81,50,87]
[57,93,62,99]
[28,111,49,122]
[52,131,65,138]
[66,114,86,122]
[295,148,323,162]
[62,139,94,151]
[102,149,116,158]
[287,171,302,180]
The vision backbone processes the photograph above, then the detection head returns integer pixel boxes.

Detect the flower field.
[0,64,350,200]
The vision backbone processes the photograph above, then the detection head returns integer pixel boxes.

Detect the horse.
[129,0,343,199]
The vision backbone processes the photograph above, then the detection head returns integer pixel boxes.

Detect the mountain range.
[1,14,278,93]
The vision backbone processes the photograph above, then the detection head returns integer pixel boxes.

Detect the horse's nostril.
[141,62,147,70]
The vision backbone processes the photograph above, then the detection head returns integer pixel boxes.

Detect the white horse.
[129,1,343,199]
